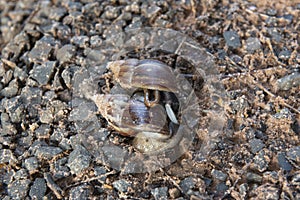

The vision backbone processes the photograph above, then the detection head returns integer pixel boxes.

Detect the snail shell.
[107,59,179,93]
[93,92,169,137]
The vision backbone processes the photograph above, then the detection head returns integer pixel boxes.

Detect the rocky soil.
[0,0,299,199]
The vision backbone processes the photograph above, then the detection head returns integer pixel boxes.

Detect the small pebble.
[71,36,89,48]
[267,28,282,42]
[223,31,241,49]
[0,79,19,98]
[277,152,293,171]
[286,146,300,164]
[253,150,269,172]
[7,179,31,199]
[34,145,63,160]
[0,149,17,165]
[67,145,91,174]
[28,35,58,63]
[245,37,261,52]
[23,157,39,172]
[69,185,91,199]
[112,179,131,193]
[103,6,120,20]
[151,187,168,200]
[29,178,47,199]
[239,183,248,198]
[56,44,76,63]
[278,49,291,60]
[211,169,228,181]
[169,187,180,199]
[291,173,300,185]
[273,108,293,120]
[35,124,51,139]
[29,61,57,85]
[141,5,161,18]
[94,166,107,181]
[276,72,300,91]
[246,172,262,183]
[179,177,195,193]
[216,182,228,194]
[249,138,265,154]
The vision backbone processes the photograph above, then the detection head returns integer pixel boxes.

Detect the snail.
[107,59,179,124]
[93,59,182,154]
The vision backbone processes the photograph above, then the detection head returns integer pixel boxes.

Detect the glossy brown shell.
[107,59,179,93]
[93,93,169,137]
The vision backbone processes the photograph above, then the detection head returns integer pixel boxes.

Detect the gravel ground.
[0,0,300,199]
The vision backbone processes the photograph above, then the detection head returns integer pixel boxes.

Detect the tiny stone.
[223,31,241,49]
[276,72,300,91]
[0,149,17,165]
[179,177,195,193]
[13,66,28,82]
[52,157,70,179]
[39,109,54,124]
[151,187,168,200]
[35,124,51,139]
[28,35,58,63]
[59,138,72,150]
[277,152,293,171]
[2,96,25,123]
[266,8,277,16]
[2,169,14,185]
[120,11,132,21]
[14,169,28,180]
[71,36,89,48]
[7,179,31,199]
[286,146,300,164]
[142,5,161,18]
[216,182,228,194]
[211,169,228,181]
[249,138,265,154]
[246,172,262,183]
[267,28,282,42]
[239,183,248,198]
[24,157,39,172]
[0,79,19,98]
[278,49,291,60]
[112,179,131,193]
[253,150,269,172]
[29,61,57,85]
[90,35,103,48]
[282,14,293,23]
[169,187,180,199]
[245,37,261,52]
[69,185,91,200]
[67,145,91,174]
[273,108,293,120]
[29,178,47,199]
[230,54,243,64]
[56,44,76,63]
[103,6,120,20]
[84,48,106,66]
[34,145,63,160]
